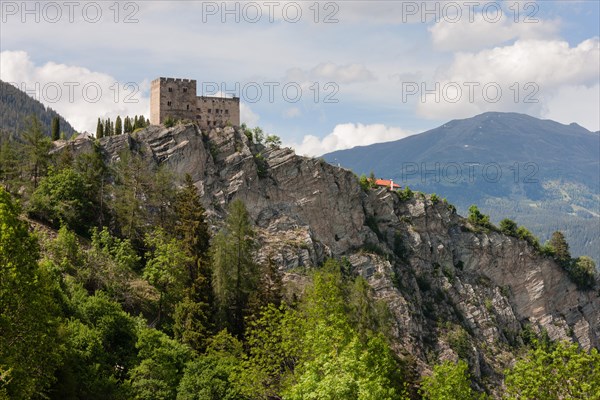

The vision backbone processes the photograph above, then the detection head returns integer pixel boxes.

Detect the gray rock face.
[76,123,599,390]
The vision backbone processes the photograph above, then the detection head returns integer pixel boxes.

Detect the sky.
[1,0,599,156]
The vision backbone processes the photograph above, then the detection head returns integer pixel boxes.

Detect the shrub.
[164,116,175,128]
[566,256,597,290]
[254,153,268,178]
[467,205,494,231]
[516,226,540,250]
[499,218,518,236]
[397,186,414,201]
[430,193,440,204]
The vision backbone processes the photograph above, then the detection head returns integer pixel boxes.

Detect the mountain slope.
[324,112,600,264]
[0,80,77,138]
[57,124,599,395]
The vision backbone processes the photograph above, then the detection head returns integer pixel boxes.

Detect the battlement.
[152,77,197,85]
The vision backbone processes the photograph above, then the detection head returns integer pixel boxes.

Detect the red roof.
[374,179,400,189]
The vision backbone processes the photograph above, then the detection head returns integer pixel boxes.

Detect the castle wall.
[150,77,240,129]
[195,96,240,129]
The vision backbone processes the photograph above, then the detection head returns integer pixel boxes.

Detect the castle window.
[168,87,173,93]
[167,101,172,106]
[187,104,190,110]
[225,110,229,115]
[183,88,188,93]
[208,109,211,113]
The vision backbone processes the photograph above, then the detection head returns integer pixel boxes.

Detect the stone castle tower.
[150,77,240,130]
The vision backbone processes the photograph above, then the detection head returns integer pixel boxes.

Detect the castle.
[150,77,240,129]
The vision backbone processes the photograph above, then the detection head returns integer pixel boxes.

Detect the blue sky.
[1,0,598,155]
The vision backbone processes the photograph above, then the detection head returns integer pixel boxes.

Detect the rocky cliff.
[63,123,599,393]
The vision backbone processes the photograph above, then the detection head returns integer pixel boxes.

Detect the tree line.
[96,115,149,138]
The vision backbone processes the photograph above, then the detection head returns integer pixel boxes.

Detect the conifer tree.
[51,117,60,141]
[549,231,571,266]
[211,199,259,336]
[96,118,104,139]
[22,116,53,188]
[124,116,132,133]
[115,116,123,135]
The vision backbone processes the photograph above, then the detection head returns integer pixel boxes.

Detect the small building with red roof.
[372,179,400,190]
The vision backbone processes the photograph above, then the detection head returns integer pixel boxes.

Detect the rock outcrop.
[63,123,599,393]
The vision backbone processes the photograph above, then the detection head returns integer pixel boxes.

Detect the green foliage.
[0,133,23,193]
[467,205,494,231]
[177,331,244,400]
[236,304,301,398]
[28,167,93,233]
[499,218,518,236]
[282,263,404,399]
[211,199,259,336]
[359,174,371,191]
[446,325,471,360]
[420,360,477,400]
[0,188,62,399]
[254,152,268,178]
[504,341,600,399]
[129,326,191,400]
[548,231,571,266]
[164,116,176,128]
[81,227,140,304]
[253,127,264,144]
[51,116,60,141]
[22,115,53,189]
[112,151,176,244]
[567,256,597,290]
[96,118,104,139]
[115,115,123,135]
[430,193,440,204]
[265,134,282,148]
[144,229,191,327]
[516,226,541,250]
[397,186,414,201]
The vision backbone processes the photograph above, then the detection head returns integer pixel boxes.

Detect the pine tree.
[96,118,104,139]
[134,116,139,130]
[22,116,53,189]
[124,116,132,133]
[51,117,60,141]
[106,118,113,137]
[174,174,211,283]
[211,199,259,336]
[549,231,571,266]
[115,116,123,135]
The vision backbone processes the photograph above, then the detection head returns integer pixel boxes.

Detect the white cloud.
[288,123,414,156]
[414,38,600,128]
[0,50,149,133]
[240,102,260,127]
[542,84,600,131]
[429,12,560,51]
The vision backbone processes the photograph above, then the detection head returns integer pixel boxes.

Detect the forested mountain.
[1,120,598,399]
[324,112,600,265]
[0,80,77,138]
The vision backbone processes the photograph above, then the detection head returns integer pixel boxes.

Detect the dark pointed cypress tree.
[115,116,123,135]
[51,117,60,141]
[96,118,104,139]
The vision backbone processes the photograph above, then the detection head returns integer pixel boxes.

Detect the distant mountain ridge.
[0,80,77,138]
[324,112,600,264]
